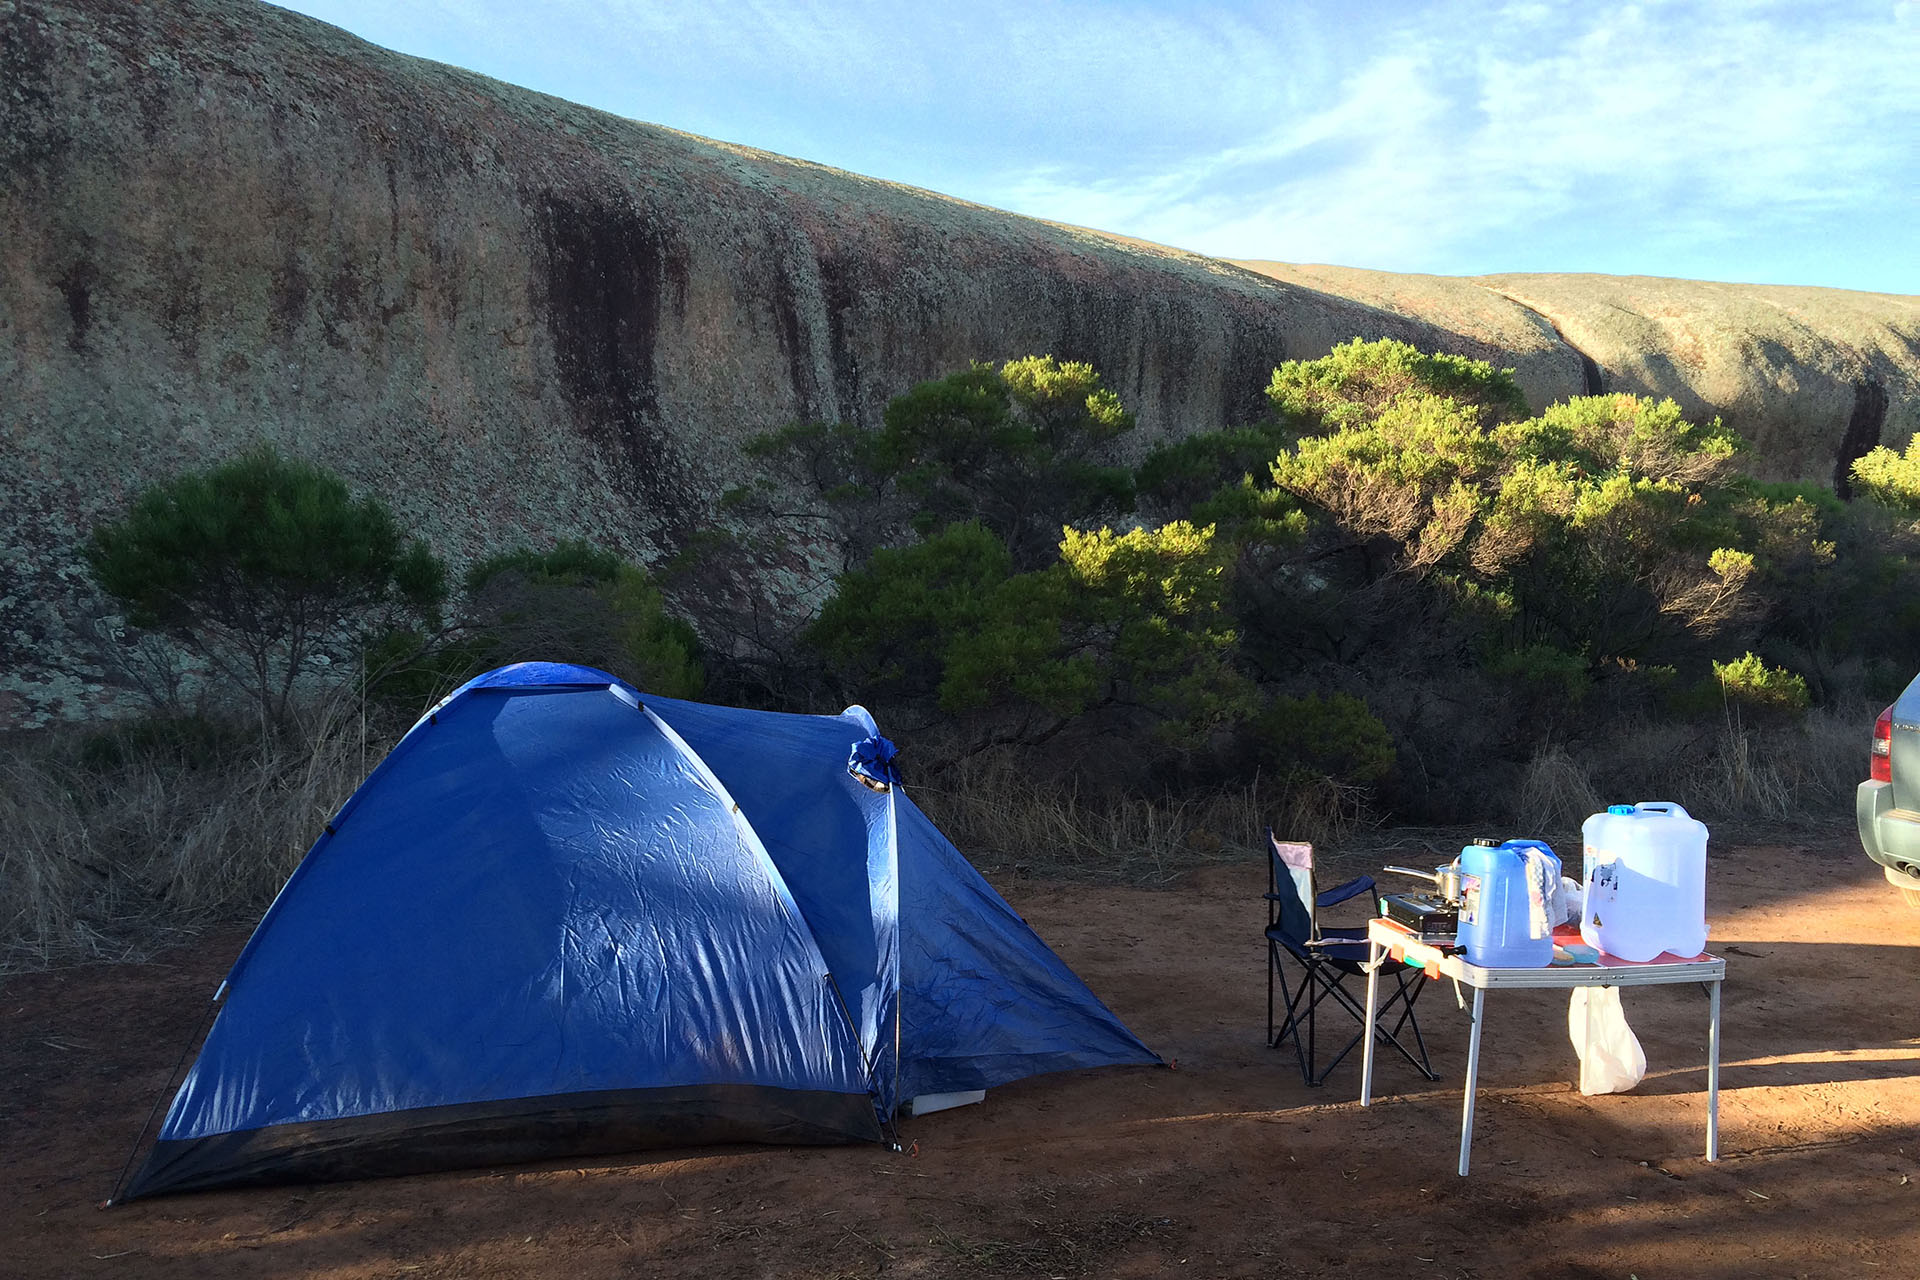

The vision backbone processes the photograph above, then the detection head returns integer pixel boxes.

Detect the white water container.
[1579,801,1709,961]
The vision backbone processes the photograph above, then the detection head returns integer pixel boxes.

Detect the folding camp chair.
[1266,832,1438,1087]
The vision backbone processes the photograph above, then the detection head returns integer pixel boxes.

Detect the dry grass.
[1513,742,1606,837]
[1508,699,1872,846]
[0,692,1875,976]
[909,748,1375,885]
[0,696,378,975]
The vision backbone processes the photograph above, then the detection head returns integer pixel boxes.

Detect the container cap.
[1607,804,1634,815]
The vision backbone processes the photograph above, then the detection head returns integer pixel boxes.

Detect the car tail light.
[1872,704,1894,783]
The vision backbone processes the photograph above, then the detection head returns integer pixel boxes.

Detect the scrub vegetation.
[5,342,1910,969]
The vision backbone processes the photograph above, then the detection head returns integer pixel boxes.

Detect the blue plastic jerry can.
[1456,838,1561,968]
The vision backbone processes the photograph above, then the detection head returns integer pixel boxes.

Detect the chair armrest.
[1316,875,1375,908]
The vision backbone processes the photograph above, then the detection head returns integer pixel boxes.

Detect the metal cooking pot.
[1382,860,1464,902]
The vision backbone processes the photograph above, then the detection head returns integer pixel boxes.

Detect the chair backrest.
[1268,832,1318,944]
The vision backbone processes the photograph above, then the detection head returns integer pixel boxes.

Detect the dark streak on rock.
[1576,349,1605,397]
[769,261,817,423]
[816,252,864,425]
[324,261,363,353]
[1150,302,1204,431]
[1222,307,1287,428]
[269,248,309,341]
[385,160,401,255]
[131,44,177,146]
[1480,288,1604,396]
[537,192,663,423]
[534,190,696,529]
[57,261,97,352]
[1834,375,1889,499]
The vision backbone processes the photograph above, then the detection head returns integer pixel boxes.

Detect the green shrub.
[1501,393,1740,485]
[1485,643,1592,704]
[1266,389,1769,668]
[360,628,498,716]
[809,520,1249,748]
[807,522,1015,707]
[76,713,251,773]
[742,356,1137,573]
[85,447,446,730]
[1246,692,1396,787]
[1267,337,1529,432]
[460,540,704,698]
[1136,425,1293,513]
[1713,651,1809,714]
[1851,436,1920,514]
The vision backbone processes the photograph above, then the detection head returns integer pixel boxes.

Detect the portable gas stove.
[1377,891,1459,939]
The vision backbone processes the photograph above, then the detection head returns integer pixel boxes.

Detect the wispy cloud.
[972,2,1919,281]
[274,0,1920,289]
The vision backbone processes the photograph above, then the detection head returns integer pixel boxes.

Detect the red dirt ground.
[4,830,1917,1279]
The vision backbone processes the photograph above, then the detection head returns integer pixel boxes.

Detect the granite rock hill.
[3,0,1916,725]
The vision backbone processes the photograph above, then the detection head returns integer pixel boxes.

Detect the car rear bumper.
[1857,779,1920,877]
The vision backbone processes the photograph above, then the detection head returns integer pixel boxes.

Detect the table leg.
[1458,986,1486,1176]
[1360,936,1383,1107]
[1706,978,1721,1162]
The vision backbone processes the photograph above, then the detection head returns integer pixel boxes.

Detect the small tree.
[735,355,1137,573]
[461,541,704,698]
[808,520,1249,752]
[86,448,445,729]
[1267,389,1759,665]
[1268,336,1530,433]
[1851,436,1920,515]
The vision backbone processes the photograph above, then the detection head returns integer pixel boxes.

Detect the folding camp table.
[1359,917,1725,1176]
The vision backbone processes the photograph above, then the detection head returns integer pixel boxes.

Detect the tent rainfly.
[122,663,1159,1198]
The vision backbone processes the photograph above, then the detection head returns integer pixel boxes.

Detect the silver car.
[1858,676,1920,907]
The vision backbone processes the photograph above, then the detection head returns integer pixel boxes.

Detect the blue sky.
[273,1,1919,295]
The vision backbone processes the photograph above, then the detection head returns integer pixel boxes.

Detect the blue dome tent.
[123,663,1158,1198]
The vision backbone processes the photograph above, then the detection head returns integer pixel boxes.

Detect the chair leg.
[1305,959,1317,1082]
[1304,973,1369,1085]
[1267,939,1276,1047]
[1297,959,1313,1082]
[1270,952,1319,1086]
[1274,961,1440,1087]
[1295,960,1365,1087]
[1399,973,1439,1080]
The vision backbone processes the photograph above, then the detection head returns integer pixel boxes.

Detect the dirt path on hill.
[4,831,1916,1278]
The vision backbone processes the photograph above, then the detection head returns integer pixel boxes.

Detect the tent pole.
[103,993,221,1206]
[889,791,904,1147]
[821,971,896,1147]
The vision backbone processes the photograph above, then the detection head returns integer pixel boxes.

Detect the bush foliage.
[86,447,445,730]
[747,338,1913,818]
[54,338,1907,976]
[87,339,1919,855]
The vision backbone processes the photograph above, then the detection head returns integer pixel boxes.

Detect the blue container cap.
[1607,804,1634,815]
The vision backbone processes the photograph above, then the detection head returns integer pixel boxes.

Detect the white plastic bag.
[1568,986,1646,1094]
[1557,875,1583,926]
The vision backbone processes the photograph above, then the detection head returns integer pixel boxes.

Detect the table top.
[1369,918,1725,989]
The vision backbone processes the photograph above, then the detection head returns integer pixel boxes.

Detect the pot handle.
[1381,865,1441,883]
